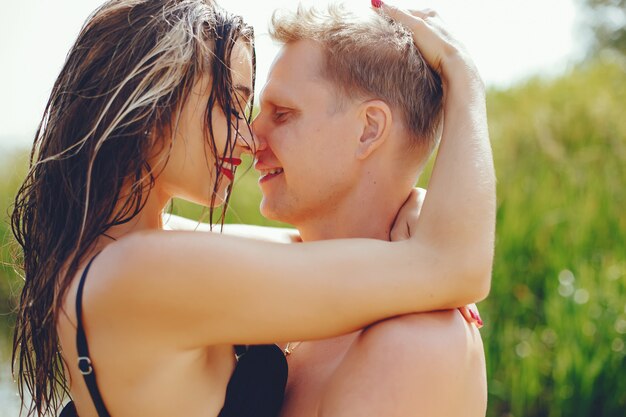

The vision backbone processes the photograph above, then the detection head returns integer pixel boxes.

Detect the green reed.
[481,55,626,417]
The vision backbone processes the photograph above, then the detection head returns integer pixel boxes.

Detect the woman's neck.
[102,183,169,241]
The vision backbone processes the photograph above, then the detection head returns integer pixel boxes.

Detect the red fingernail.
[474,311,484,326]
[469,310,477,320]
[371,0,383,8]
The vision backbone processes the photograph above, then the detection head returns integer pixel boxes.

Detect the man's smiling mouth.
[259,168,284,183]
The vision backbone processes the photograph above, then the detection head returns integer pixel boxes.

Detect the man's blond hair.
[270,4,443,152]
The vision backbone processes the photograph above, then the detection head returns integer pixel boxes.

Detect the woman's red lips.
[220,157,242,166]
[220,167,234,181]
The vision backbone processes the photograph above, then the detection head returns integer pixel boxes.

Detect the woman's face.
[158,39,254,207]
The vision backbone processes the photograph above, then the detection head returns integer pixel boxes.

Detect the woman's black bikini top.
[59,255,288,417]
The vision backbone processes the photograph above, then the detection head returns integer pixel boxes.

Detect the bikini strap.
[75,253,111,417]
[234,345,248,358]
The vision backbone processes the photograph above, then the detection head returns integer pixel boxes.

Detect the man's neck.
[297,175,410,243]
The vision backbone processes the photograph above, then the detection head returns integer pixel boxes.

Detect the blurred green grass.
[480,55,626,416]
[1,56,625,416]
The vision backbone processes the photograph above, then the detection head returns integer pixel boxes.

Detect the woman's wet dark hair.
[10,1,255,414]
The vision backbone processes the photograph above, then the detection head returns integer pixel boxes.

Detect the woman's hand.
[375,3,482,85]
[459,304,484,329]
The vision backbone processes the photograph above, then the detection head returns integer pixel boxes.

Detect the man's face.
[252,40,361,225]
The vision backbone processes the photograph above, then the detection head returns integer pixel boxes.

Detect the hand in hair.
[376,4,482,84]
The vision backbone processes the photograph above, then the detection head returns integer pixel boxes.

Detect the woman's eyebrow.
[234,84,252,103]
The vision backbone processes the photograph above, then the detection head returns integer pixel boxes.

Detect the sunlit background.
[1,1,625,416]
[0,0,584,144]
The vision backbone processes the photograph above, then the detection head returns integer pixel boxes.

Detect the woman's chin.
[210,187,230,207]
[211,197,227,208]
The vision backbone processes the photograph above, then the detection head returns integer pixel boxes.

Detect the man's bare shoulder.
[318,310,487,417]
[357,309,483,360]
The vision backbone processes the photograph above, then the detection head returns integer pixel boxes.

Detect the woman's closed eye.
[230,95,252,121]
[231,108,245,120]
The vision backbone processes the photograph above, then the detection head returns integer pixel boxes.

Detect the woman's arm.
[382,5,496,293]
[163,213,300,243]
[164,192,483,330]
[98,230,474,348]
[89,6,494,349]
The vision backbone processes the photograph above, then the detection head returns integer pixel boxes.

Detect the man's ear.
[356,100,392,160]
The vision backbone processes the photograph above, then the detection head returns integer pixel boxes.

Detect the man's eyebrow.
[260,82,298,108]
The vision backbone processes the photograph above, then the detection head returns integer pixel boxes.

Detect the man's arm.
[318,310,487,417]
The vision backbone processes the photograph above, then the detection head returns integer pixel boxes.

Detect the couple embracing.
[11,0,495,416]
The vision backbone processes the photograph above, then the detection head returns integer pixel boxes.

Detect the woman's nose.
[250,118,267,153]
[234,121,261,156]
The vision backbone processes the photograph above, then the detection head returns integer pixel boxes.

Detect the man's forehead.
[262,40,327,101]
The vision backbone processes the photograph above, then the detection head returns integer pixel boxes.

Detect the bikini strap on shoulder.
[74,252,111,417]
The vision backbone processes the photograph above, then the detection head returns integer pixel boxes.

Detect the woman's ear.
[356,100,392,160]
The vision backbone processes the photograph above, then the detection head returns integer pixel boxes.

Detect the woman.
[11,1,495,416]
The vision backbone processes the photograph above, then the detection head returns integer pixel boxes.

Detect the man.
[251,5,488,417]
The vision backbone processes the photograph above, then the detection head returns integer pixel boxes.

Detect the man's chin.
[259,198,291,223]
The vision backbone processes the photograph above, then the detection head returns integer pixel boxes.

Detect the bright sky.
[0,0,584,145]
